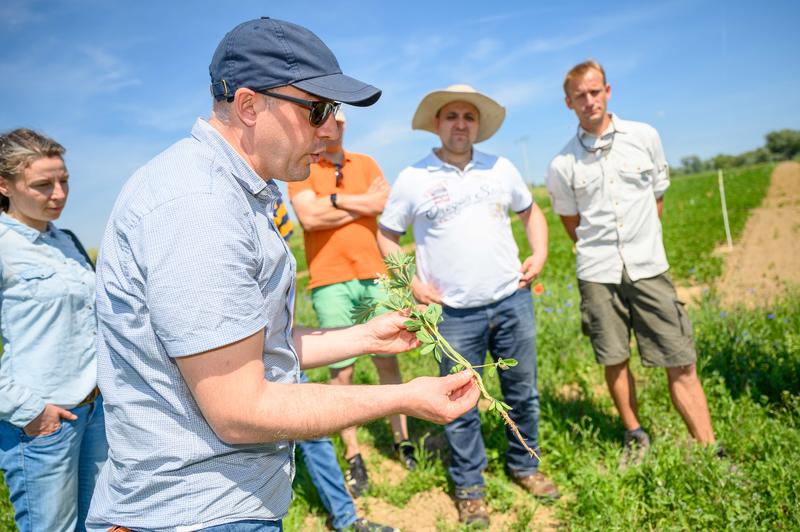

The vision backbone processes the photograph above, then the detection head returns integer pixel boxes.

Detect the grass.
[661,164,772,284]
[3,164,797,530]
[285,163,799,530]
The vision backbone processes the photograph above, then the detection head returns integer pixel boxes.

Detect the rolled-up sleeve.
[650,130,670,198]
[546,159,578,216]
[137,193,268,357]
[0,374,46,427]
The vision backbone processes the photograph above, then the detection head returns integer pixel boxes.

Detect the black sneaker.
[619,428,651,471]
[346,517,399,532]
[394,440,418,471]
[345,453,369,498]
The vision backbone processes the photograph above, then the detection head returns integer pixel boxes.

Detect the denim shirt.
[0,212,97,427]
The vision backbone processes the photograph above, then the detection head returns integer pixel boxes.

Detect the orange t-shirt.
[287,151,388,289]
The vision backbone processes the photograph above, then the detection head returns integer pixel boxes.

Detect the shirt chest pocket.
[16,266,68,301]
[618,159,655,189]
[572,170,603,209]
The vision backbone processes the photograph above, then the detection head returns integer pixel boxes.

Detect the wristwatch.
[330,193,339,209]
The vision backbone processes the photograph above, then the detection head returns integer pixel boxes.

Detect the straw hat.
[411,84,506,143]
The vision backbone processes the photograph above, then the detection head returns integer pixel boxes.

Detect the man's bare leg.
[329,364,360,458]
[604,360,641,430]
[666,363,716,445]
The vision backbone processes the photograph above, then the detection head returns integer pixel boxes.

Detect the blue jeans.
[0,395,108,532]
[296,372,357,530]
[437,288,541,499]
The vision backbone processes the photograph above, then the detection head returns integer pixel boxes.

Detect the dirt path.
[716,161,800,307]
[337,443,559,531]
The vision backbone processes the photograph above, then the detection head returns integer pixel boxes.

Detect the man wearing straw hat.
[378,84,559,526]
[546,60,718,469]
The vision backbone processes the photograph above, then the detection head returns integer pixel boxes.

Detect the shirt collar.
[425,148,492,172]
[190,118,276,201]
[0,212,54,243]
[579,113,627,141]
[317,150,352,168]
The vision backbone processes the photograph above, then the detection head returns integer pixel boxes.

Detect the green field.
[2,164,798,530]
[288,163,799,530]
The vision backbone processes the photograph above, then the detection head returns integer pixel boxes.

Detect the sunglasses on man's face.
[259,90,341,128]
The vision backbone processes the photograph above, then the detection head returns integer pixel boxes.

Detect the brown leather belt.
[108,527,134,532]
[76,387,100,408]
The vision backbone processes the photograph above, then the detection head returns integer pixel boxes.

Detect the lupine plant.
[353,252,539,460]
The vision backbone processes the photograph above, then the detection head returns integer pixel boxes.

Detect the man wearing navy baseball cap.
[87,18,479,532]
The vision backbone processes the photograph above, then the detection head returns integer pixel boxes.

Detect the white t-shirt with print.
[380,149,533,308]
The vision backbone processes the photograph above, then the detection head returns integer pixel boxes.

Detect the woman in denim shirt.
[0,129,107,532]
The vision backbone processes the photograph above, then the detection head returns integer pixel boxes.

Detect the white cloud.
[349,120,414,152]
[466,38,501,62]
[0,44,141,98]
[487,79,548,108]
[0,0,42,27]
[78,46,142,93]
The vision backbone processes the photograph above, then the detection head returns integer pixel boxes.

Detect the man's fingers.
[448,377,477,401]
[443,369,475,392]
[57,406,78,421]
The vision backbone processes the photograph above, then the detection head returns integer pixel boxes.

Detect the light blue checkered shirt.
[87,119,299,532]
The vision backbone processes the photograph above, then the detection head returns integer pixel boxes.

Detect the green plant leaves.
[350,300,377,324]
[416,330,433,344]
[450,363,465,374]
[423,303,443,325]
[497,357,519,370]
[404,319,422,332]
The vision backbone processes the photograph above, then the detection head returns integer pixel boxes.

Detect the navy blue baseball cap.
[209,17,381,106]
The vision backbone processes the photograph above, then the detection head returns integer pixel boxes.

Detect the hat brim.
[295,73,381,107]
[412,90,505,143]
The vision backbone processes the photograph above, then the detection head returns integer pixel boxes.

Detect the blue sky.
[2,0,798,247]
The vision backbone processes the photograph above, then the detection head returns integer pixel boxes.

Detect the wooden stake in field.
[718,169,734,250]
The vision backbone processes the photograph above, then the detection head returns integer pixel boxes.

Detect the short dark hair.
[0,128,65,212]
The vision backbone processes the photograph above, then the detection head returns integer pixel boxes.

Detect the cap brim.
[295,73,381,107]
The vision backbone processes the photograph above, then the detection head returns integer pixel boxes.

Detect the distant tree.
[680,155,703,174]
[765,129,800,160]
[712,154,738,170]
[740,147,773,166]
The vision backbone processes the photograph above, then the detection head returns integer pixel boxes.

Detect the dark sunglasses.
[335,163,343,187]
[258,90,341,128]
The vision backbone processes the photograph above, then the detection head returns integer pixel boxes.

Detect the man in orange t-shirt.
[287,110,415,498]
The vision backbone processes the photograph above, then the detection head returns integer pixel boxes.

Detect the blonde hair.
[563,60,607,95]
[0,128,65,212]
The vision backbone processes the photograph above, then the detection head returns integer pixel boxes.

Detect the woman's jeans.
[0,396,108,532]
[437,289,541,499]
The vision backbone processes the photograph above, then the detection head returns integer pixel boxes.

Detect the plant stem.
[426,324,540,460]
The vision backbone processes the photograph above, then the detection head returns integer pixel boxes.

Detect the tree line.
[674,128,800,175]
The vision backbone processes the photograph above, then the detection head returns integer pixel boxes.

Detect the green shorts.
[578,269,696,368]
[311,278,392,369]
